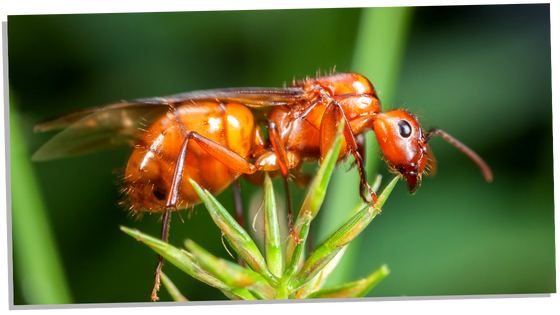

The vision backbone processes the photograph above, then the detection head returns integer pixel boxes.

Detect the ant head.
[373,110,428,193]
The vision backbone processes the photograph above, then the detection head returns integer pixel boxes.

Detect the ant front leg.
[151,131,256,301]
[319,100,377,204]
[347,133,368,202]
[354,133,370,203]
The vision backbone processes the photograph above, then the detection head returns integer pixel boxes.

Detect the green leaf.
[184,239,275,299]
[220,289,257,301]
[263,173,283,278]
[310,175,384,290]
[120,226,223,287]
[189,179,278,286]
[160,271,188,302]
[294,270,323,299]
[306,265,390,299]
[11,97,72,304]
[291,176,399,291]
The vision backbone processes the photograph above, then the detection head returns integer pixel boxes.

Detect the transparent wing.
[32,86,306,161]
[133,87,305,107]
[32,102,171,161]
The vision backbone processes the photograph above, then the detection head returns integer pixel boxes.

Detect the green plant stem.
[10,101,72,304]
[263,173,283,278]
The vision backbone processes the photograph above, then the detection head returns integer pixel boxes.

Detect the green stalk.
[10,99,72,304]
[306,264,390,299]
[263,173,282,278]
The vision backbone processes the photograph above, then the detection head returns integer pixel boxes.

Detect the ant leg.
[354,134,369,203]
[151,130,195,301]
[267,120,302,243]
[151,133,191,301]
[320,101,377,203]
[348,133,366,170]
[151,207,172,302]
[151,131,257,301]
[346,133,368,202]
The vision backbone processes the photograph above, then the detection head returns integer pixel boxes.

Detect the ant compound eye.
[398,120,412,138]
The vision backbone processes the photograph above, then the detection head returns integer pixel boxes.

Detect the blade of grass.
[294,270,323,299]
[184,239,275,299]
[120,226,255,300]
[189,179,278,286]
[312,175,382,290]
[291,176,398,291]
[263,173,282,278]
[306,264,390,299]
[10,99,72,304]
[160,271,188,302]
[221,289,257,301]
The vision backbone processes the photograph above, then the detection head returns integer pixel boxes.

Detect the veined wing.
[32,102,171,161]
[32,86,306,161]
[133,87,306,108]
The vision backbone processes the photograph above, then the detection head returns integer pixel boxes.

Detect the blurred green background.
[8,4,554,305]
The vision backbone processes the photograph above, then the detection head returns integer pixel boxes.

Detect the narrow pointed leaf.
[120,226,231,291]
[221,288,257,300]
[263,173,283,278]
[160,271,188,302]
[184,239,275,299]
[313,175,383,288]
[291,176,398,290]
[306,265,390,299]
[283,215,312,281]
[315,246,348,290]
[295,270,323,299]
[189,179,278,285]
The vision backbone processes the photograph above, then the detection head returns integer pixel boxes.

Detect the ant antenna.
[425,128,493,182]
